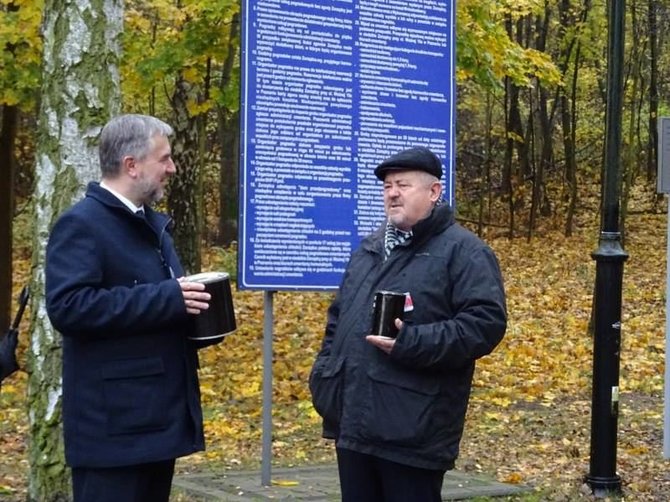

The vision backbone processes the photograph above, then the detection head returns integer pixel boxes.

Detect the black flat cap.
[374,146,443,180]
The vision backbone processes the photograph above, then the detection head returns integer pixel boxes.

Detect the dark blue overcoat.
[45,182,204,468]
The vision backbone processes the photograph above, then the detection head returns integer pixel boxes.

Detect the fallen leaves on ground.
[2,208,670,500]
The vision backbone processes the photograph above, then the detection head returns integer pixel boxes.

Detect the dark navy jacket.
[310,203,507,471]
[45,182,204,468]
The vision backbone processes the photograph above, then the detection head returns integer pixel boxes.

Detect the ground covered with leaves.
[1,204,670,501]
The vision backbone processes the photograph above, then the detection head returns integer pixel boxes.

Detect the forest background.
[2,0,670,500]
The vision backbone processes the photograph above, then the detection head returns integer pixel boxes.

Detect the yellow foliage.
[271,479,299,487]
[187,99,214,116]
[503,472,524,484]
[4,203,670,499]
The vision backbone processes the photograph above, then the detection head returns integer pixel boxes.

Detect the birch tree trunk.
[28,1,122,500]
[168,74,203,274]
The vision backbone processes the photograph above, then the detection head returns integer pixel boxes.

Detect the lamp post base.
[584,474,622,498]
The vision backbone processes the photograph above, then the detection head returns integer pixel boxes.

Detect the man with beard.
[45,114,211,501]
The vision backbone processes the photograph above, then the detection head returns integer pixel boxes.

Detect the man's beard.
[138,177,164,205]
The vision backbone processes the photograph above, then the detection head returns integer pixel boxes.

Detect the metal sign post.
[665,198,670,459]
[261,291,274,485]
[658,116,670,459]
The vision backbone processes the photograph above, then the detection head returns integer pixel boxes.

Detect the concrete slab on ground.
[174,465,530,501]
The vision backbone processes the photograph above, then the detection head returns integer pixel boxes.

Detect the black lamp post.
[585,0,627,496]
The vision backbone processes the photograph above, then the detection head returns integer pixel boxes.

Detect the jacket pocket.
[309,355,345,426]
[362,365,441,446]
[102,357,169,436]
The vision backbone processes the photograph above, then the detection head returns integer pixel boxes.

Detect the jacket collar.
[362,201,454,253]
[99,180,143,213]
[85,182,170,229]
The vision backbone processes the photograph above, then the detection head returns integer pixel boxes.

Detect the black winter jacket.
[309,203,506,470]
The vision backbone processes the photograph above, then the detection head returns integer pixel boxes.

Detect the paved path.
[174,464,530,501]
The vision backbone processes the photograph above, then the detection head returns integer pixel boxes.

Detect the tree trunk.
[531,84,553,231]
[511,17,530,180]
[217,12,241,246]
[620,0,643,245]
[560,0,590,237]
[0,0,21,331]
[29,1,122,500]
[168,74,203,274]
[503,75,516,239]
[478,92,494,236]
[217,109,240,246]
[503,14,517,238]
[647,0,658,182]
[0,105,17,331]
[528,7,553,241]
[563,52,581,237]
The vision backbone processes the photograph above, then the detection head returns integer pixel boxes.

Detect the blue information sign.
[239,0,455,290]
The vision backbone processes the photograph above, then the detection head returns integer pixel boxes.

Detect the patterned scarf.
[384,222,412,260]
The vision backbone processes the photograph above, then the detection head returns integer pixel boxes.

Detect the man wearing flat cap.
[310,146,507,501]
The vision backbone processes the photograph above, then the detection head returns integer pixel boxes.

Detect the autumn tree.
[122,0,239,271]
[28,0,122,499]
[647,0,659,182]
[558,0,592,236]
[0,1,41,331]
[455,0,560,237]
[216,11,240,246]
[169,72,205,274]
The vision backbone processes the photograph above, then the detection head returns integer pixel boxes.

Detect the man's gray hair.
[416,170,443,206]
[417,170,440,187]
[99,114,173,177]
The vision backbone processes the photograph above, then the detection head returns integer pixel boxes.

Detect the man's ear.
[430,181,443,202]
[122,155,137,179]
